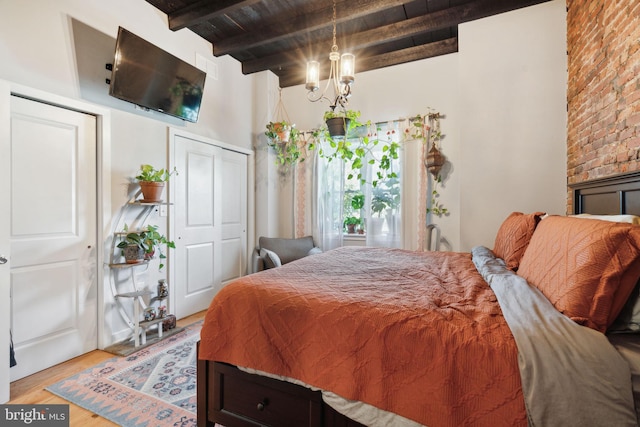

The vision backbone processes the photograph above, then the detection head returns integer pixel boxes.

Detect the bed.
[197,171,640,427]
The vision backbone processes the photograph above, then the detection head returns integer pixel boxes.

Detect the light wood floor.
[8,310,206,427]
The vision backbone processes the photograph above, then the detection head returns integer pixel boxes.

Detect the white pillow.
[571,213,640,225]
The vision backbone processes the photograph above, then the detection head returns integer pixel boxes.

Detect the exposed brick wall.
[566,0,640,212]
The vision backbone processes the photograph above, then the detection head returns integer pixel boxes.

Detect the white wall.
[0,0,257,347]
[278,0,566,251]
[0,0,567,353]
[458,0,567,250]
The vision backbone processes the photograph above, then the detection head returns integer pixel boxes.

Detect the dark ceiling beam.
[168,0,260,31]
[357,37,458,73]
[277,37,459,88]
[212,0,404,57]
[241,0,551,75]
[242,2,458,75]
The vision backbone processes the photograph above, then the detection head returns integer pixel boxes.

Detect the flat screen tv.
[109,27,206,122]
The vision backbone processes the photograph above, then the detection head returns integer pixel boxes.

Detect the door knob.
[0,256,7,264]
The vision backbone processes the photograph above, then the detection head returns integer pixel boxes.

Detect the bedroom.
[0,0,637,422]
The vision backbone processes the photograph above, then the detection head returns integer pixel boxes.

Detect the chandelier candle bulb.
[306,61,320,92]
[305,0,355,107]
[340,53,355,84]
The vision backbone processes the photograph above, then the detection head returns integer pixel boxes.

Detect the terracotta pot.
[139,181,165,202]
[144,249,155,260]
[273,123,291,143]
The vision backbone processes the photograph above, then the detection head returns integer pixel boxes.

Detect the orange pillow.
[492,212,545,271]
[518,216,640,332]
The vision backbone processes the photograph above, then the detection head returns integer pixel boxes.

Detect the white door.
[173,135,222,318]
[9,96,97,381]
[220,149,247,285]
[0,82,11,402]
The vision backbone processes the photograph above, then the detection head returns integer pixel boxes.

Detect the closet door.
[173,134,222,319]
[172,132,248,319]
[220,149,247,285]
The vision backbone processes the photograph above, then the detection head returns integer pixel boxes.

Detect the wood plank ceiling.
[146,0,553,88]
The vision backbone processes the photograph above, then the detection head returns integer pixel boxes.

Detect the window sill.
[343,233,366,240]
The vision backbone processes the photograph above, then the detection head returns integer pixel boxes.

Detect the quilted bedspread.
[199,246,526,427]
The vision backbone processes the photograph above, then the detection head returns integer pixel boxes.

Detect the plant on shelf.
[117,229,146,264]
[135,164,178,202]
[141,225,176,270]
[342,191,364,234]
[265,121,304,166]
[344,216,361,234]
[117,224,175,269]
[371,186,392,218]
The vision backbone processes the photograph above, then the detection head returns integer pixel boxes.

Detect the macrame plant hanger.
[270,88,293,143]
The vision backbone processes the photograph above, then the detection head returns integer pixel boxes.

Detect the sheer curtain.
[313,122,403,250]
[314,149,344,250]
[365,121,402,248]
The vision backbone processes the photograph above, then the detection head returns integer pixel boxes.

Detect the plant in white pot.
[135,164,177,202]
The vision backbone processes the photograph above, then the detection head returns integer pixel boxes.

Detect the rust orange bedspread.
[199,247,526,427]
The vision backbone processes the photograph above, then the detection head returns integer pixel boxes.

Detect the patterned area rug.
[47,321,202,427]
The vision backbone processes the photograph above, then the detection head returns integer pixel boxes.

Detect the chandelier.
[305,0,355,109]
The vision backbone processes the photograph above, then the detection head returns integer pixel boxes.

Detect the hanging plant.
[401,110,449,217]
[265,121,293,143]
[264,89,308,168]
[424,112,448,217]
[323,109,361,138]
[314,109,400,188]
[265,121,305,166]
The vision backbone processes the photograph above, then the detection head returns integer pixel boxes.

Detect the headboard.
[571,171,640,216]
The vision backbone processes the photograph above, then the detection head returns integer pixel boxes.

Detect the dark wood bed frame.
[197,171,640,427]
[571,171,640,216]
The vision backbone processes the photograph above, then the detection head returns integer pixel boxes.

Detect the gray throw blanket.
[472,246,637,427]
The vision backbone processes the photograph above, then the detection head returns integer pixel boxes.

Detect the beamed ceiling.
[146,0,553,88]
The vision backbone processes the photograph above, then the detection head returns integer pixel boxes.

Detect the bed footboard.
[197,341,364,427]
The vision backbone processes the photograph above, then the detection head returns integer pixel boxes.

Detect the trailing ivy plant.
[313,109,401,188]
[265,121,304,167]
[427,175,449,217]
[405,112,449,217]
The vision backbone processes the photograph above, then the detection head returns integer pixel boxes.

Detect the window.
[315,123,402,249]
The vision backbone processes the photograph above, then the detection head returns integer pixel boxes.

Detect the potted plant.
[265,121,304,166]
[265,121,295,144]
[140,224,176,270]
[117,224,175,269]
[323,109,360,139]
[135,164,178,202]
[117,230,147,264]
[344,216,361,234]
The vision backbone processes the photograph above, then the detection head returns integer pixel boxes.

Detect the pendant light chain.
[305,0,355,107]
[331,0,338,53]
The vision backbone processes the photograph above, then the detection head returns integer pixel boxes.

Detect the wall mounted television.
[109,27,206,123]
